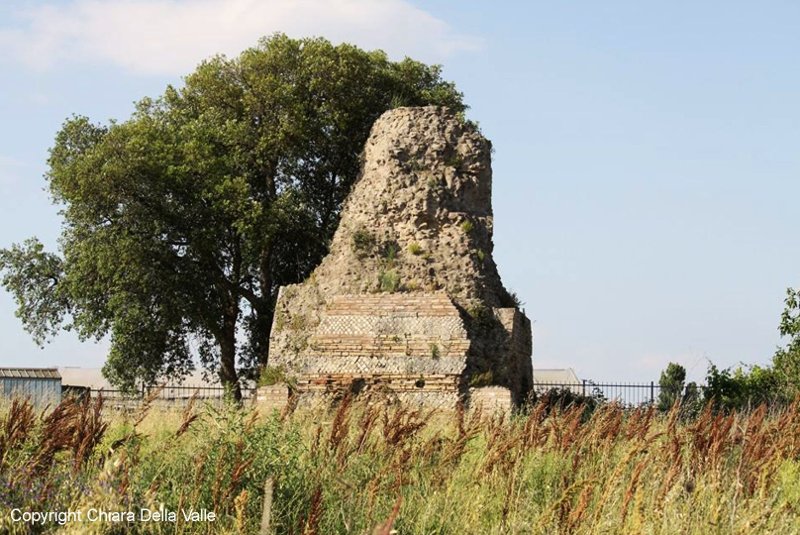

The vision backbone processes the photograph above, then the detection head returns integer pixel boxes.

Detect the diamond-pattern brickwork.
[306,293,470,360]
[270,293,470,395]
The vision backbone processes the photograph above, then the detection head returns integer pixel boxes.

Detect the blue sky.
[0,1,797,383]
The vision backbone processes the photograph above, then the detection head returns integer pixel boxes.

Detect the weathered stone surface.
[469,386,513,415]
[255,384,290,413]
[269,106,533,406]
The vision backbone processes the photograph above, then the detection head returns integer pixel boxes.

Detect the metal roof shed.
[0,367,62,406]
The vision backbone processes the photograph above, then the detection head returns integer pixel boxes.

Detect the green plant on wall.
[381,242,399,263]
[460,220,474,234]
[258,365,288,386]
[408,243,424,256]
[508,291,524,308]
[352,227,376,257]
[469,370,494,388]
[379,269,400,292]
[466,303,495,333]
[444,152,464,169]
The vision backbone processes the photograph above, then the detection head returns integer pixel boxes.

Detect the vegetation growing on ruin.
[257,366,290,388]
[378,269,401,293]
[468,369,494,388]
[459,220,475,234]
[351,228,376,257]
[444,152,464,169]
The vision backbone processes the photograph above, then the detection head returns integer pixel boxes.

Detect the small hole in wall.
[414,379,426,389]
[350,378,366,395]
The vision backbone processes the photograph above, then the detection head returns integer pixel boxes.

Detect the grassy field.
[1,394,800,534]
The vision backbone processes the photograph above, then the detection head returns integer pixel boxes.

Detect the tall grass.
[1,395,800,534]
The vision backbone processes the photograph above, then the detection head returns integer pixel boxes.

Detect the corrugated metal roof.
[59,367,224,389]
[533,368,581,384]
[0,367,61,379]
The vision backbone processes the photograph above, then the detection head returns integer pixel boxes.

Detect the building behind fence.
[0,368,62,406]
[59,366,255,407]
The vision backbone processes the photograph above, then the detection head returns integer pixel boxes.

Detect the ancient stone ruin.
[268,106,532,408]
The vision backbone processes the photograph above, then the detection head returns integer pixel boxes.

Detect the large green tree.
[0,34,466,398]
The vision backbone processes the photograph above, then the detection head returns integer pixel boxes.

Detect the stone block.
[255,384,290,413]
[470,386,513,415]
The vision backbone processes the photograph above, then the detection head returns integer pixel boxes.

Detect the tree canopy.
[0,34,466,398]
[699,287,800,411]
[772,287,800,394]
[656,362,686,411]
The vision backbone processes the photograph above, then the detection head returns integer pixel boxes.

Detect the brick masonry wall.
[294,389,460,410]
[275,293,471,382]
[469,386,513,414]
[495,308,534,404]
[255,385,290,413]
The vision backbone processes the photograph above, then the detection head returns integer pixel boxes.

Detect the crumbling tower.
[268,106,532,407]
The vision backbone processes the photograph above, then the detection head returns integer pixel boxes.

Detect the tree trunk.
[256,243,274,372]
[254,164,277,376]
[219,304,242,402]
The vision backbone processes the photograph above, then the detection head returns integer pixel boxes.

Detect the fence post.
[260,477,273,535]
[582,379,586,397]
[650,381,655,404]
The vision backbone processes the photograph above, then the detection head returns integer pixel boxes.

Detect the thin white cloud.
[0,0,482,76]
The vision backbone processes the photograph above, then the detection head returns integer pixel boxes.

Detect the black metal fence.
[78,380,701,409]
[83,385,256,408]
[532,381,706,408]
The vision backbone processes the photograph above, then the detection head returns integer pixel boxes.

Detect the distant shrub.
[408,243,424,256]
[704,363,788,412]
[657,362,687,411]
[531,386,605,417]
